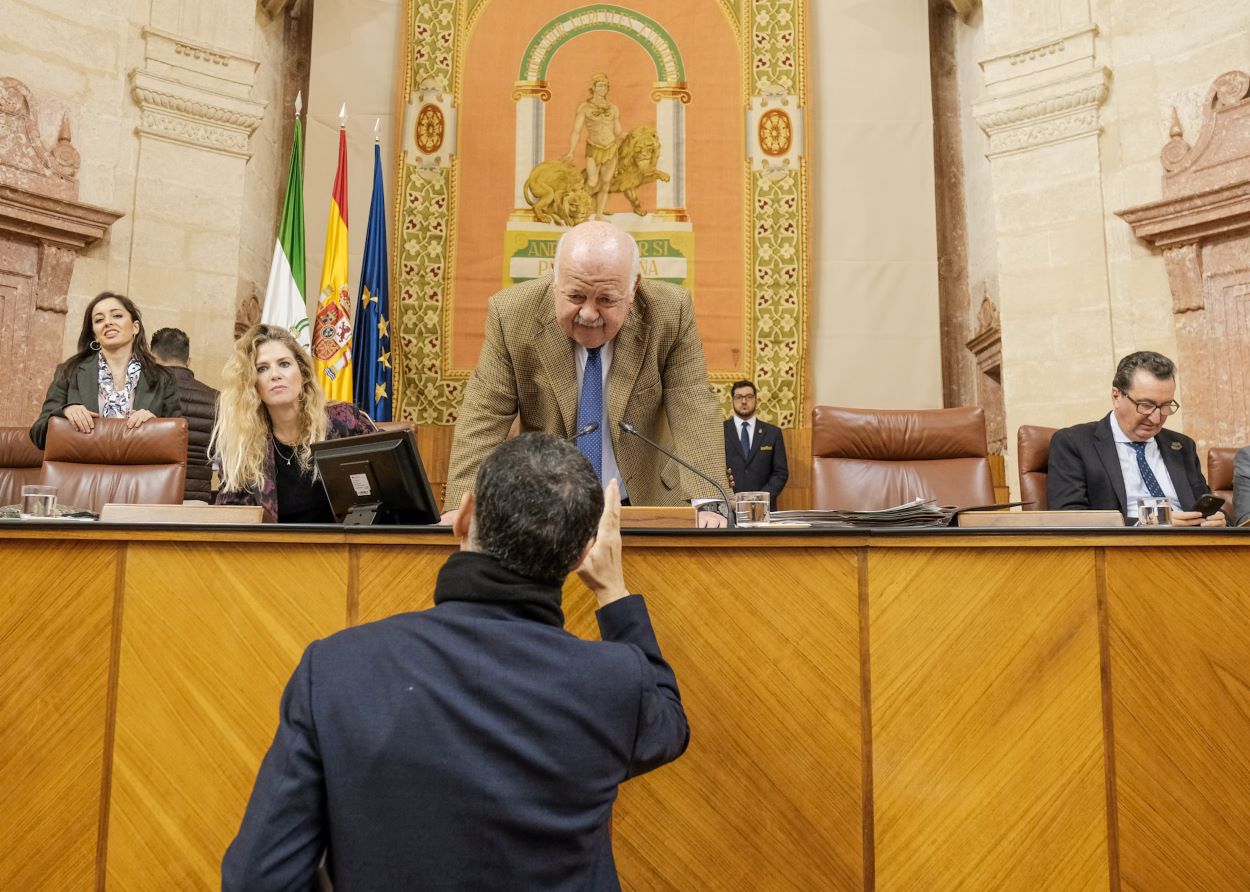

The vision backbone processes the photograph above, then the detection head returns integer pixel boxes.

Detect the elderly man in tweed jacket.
[443,221,725,520]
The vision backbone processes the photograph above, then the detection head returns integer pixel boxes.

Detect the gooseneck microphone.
[617,420,736,527]
[567,421,600,441]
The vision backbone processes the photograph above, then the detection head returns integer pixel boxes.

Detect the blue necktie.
[740,421,751,459]
[577,347,603,481]
[1130,441,1165,498]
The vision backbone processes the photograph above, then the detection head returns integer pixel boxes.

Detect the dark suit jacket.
[1047,416,1210,517]
[1234,445,1250,526]
[222,583,688,892]
[443,275,725,510]
[29,354,182,449]
[724,417,788,508]
[166,366,219,501]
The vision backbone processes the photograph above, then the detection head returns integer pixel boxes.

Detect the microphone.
[618,420,736,527]
[567,421,599,441]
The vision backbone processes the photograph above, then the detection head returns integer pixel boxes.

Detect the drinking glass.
[19,484,57,519]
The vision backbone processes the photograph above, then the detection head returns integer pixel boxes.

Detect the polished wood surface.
[3,525,1249,890]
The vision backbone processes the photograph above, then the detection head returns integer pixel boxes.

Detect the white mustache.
[574,316,605,328]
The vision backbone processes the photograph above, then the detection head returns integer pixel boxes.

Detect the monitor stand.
[343,503,385,525]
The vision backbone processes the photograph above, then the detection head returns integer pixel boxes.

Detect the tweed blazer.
[443,275,726,510]
[30,354,182,450]
[1233,445,1250,526]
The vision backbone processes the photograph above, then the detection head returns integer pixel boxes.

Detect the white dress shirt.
[574,341,627,500]
[1108,411,1180,518]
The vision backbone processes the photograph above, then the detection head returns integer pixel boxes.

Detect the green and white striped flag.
[261,95,309,348]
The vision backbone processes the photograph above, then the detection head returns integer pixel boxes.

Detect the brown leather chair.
[0,427,44,506]
[1207,447,1236,521]
[811,406,995,510]
[1017,425,1058,510]
[40,416,188,514]
[375,420,417,436]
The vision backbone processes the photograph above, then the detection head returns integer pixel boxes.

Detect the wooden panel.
[777,426,811,511]
[563,546,863,891]
[869,547,1109,890]
[1106,547,1250,889]
[356,542,454,624]
[106,543,349,890]
[417,424,455,506]
[0,540,117,891]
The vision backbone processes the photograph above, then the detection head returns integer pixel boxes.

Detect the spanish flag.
[312,119,354,401]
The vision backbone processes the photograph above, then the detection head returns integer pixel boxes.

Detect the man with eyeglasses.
[1048,351,1226,526]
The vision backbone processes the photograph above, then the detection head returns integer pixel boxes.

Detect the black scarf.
[433,551,565,628]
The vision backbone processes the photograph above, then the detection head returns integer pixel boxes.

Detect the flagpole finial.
[373,118,381,142]
[339,103,347,128]
[294,91,303,117]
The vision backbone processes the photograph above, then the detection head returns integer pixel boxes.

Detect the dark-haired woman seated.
[213,324,375,523]
[30,291,181,449]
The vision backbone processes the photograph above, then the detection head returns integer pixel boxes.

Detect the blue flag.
[353,143,393,421]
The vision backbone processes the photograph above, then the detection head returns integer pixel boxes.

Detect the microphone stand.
[567,421,600,441]
[618,421,736,527]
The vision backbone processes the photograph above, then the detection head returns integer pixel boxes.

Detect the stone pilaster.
[972,14,1113,491]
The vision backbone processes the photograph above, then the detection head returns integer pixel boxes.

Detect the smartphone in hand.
[1192,493,1225,517]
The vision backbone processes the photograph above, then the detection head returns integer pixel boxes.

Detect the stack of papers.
[769,498,954,528]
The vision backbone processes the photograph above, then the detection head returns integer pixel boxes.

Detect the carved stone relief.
[966,290,1006,454]
[0,78,122,428]
[1117,71,1250,455]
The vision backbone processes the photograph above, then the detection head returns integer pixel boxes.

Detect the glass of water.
[19,484,57,519]
[734,491,771,526]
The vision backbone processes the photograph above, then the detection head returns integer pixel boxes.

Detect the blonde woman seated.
[213,324,375,523]
[30,291,182,449]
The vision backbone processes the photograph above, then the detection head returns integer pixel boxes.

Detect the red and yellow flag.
[312,126,354,401]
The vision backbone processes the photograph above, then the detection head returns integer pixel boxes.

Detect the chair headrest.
[0,427,44,467]
[812,406,988,460]
[44,416,188,464]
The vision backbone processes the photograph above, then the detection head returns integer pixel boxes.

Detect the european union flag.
[353,142,392,421]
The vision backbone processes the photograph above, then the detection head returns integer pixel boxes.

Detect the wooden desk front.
[2,525,1248,890]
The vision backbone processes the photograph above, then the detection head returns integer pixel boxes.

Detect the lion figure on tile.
[523,161,594,227]
[609,126,671,216]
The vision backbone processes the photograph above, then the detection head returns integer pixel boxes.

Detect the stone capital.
[973,67,1110,158]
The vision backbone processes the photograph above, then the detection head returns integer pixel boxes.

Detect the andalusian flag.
[261,95,309,348]
[312,114,354,401]
[353,139,393,421]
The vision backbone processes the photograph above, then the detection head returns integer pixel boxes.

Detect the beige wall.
[954,0,1250,495]
[0,0,293,395]
[809,0,943,410]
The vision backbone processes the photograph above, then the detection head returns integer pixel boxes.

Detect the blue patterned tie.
[577,347,603,481]
[1130,441,1165,498]
[740,421,751,459]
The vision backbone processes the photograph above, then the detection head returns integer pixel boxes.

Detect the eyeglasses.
[1119,391,1179,416]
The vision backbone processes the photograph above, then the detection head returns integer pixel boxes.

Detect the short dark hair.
[1112,351,1175,391]
[473,433,605,585]
[150,327,191,363]
[731,380,756,396]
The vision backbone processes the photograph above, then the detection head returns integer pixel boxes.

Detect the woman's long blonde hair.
[212,324,328,493]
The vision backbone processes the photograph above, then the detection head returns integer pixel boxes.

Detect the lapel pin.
[1170,442,1182,450]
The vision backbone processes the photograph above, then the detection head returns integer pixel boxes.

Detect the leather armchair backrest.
[1017,425,1058,511]
[40,416,188,514]
[0,427,45,506]
[1207,447,1236,520]
[375,421,417,436]
[811,406,994,510]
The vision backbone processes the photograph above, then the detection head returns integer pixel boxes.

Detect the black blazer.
[724,417,789,508]
[29,355,182,449]
[1047,416,1210,517]
[223,594,689,892]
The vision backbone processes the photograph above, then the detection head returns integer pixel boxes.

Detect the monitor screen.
[311,428,440,525]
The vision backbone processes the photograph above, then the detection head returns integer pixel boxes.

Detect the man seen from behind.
[223,432,690,891]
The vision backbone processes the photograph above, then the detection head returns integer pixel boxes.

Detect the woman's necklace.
[274,438,297,467]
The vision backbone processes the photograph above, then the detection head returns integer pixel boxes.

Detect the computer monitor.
[311,428,440,525]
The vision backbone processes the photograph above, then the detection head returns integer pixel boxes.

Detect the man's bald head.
[552,222,641,349]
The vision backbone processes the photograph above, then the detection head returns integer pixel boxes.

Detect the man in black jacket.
[223,433,690,891]
[1047,351,1225,526]
[724,380,788,509]
[151,327,218,501]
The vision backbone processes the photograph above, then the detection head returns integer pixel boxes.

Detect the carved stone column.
[0,78,122,427]
[971,17,1112,488]
[1117,71,1250,455]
